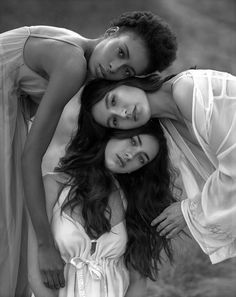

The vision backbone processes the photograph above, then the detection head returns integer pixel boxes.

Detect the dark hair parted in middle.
[79,73,170,141]
[55,117,179,280]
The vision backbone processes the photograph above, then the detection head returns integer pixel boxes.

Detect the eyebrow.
[124,44,129,58]
[123,44,136,76]
[137,135,142,146]
[105,94,109,109]
[137,135,150,161]
[144,153,150,162]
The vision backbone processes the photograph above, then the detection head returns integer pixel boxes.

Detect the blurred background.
[1,0,236,296]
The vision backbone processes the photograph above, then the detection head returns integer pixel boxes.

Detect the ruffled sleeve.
[181,71,236,263]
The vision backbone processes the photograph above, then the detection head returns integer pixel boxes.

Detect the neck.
[83,37,103,61]
[147,80,182,122]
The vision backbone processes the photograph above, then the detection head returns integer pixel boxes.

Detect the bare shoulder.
[25,36,87,88]
[172,73,194,121]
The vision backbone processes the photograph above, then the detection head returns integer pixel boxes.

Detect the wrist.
[36,227,55,247]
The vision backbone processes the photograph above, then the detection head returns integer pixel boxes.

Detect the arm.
[160,73,236,263]
[23,46,86,289]
[125,268,147,297]
[28,174,61,296]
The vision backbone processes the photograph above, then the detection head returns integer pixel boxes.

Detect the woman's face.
[92,85,151,129]
[89,32,149,81]
[105,134,159,174]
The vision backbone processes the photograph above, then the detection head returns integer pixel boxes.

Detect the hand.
[38,244,65,290]
[151,202,186,238]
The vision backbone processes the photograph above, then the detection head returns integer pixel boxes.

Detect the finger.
[159,224,175,236]
[151,214,167,226]
[166,227,181,239]
[46,271,56,290]
[41,271,50,288]
[155,220,170,233]
[51,271,61,290]
[58,270,65,288]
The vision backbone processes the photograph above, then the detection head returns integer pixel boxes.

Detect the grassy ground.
[1,1,235,296]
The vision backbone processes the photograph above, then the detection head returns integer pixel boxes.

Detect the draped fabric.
[51,186,129,297]
[0,26,84,296]
[162,69,236,263]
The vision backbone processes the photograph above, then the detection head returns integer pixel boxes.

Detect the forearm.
[22,152,54,246]
[28,216,58,297]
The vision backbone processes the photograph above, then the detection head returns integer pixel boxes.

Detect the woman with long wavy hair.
[28,118,179,297]
[79,68,236,265]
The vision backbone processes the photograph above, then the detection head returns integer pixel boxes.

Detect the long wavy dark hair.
[79,73,175,141]
[55,117,180,280]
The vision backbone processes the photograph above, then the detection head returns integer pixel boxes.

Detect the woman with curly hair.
[80,68,236,265]
[0,11,177,295]
[28,118,178,297]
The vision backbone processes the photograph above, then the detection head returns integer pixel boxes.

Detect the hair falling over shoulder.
[115,120,180,280]
[56,115,179,280]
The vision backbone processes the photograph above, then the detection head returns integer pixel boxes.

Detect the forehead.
[140,134,159,159]
[111,84,138,94]
[117,32,149,75]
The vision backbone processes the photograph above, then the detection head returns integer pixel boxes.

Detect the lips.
[116,153,125,167]
[130,105,138,121]
[132,105,137,121]
[96,64,106,79]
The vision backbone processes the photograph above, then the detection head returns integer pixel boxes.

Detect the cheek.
[92,103,106,124]
[126,161,140,173]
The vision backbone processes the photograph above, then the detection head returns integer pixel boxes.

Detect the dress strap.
[57,186,71,208]
[171,70,193,90]
[161,119,210,181]
[29,26,84,52]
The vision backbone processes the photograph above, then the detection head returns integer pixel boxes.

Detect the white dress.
[51,187,129,297]
[162,69,236,263]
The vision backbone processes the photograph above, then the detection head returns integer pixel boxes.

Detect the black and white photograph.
[0,0,236,296]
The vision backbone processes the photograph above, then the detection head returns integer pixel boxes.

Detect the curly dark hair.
[55,118,180,280]
[110,11,177,72]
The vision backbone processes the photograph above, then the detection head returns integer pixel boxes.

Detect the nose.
[109,60,123,73]
[120,108,132,119]
[124,152,133,161]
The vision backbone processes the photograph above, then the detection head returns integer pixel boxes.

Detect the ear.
[104,26,120,37]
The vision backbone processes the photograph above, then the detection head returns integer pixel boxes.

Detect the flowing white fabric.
[0,26,85,296]
[162,69,236,263]
[51,187,129,297]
